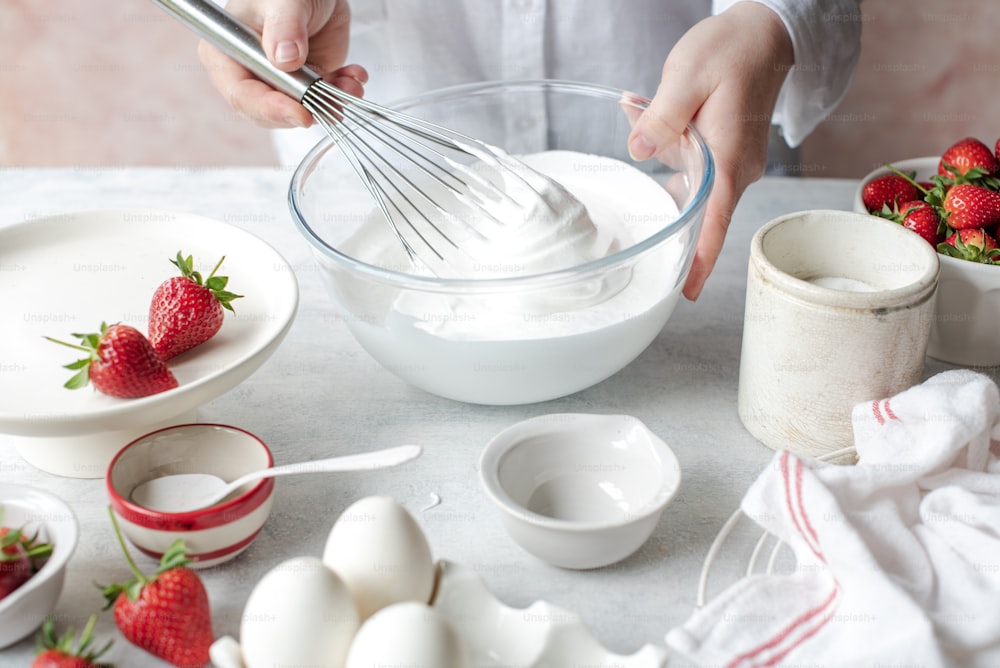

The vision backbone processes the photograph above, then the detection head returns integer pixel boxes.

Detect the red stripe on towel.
[781,452,821,560]
[883,399,898,421]
[725,451,840,668]
[872,399,884,425]
[758,592,840,667]
[727,587,840,668]
[793,456,820,549]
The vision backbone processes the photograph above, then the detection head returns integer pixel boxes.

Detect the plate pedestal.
[13,410,198,479]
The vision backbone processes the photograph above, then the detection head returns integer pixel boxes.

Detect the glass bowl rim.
[288,78,715,291]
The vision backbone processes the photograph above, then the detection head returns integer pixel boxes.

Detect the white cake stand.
[0,209,299,478]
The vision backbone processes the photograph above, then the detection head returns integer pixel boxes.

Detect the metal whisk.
[151,0,579,276]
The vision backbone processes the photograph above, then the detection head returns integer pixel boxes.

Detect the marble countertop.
[0,168,971,666]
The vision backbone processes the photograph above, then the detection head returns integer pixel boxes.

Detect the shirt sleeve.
[712,0,864,147]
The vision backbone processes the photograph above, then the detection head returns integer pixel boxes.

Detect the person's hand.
[197,0,368,129]
[627,2,794,301]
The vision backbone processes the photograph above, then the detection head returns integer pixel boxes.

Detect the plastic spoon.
[129,444,422,512]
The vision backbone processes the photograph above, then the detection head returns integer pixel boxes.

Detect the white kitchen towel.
[666,369,1000,667]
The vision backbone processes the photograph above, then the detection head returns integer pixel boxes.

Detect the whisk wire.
[307,82,534,215]
[149,0,567,277]
[308,94,467,266]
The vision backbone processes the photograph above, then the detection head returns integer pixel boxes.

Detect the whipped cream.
[391,149,613,278]
[340,149,683,340]
[445,152,612,277]
[329,149,690,403]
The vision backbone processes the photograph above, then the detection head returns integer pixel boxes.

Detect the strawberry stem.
[883,163,929,196]
[206,255,226,281]
[107,505,148,587]
[42,336,91,354]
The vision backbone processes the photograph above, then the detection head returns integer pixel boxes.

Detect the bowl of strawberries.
[854,137,1000,367]
[0,484,78,648]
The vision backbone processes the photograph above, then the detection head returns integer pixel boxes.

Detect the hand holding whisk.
[150,0,594,277]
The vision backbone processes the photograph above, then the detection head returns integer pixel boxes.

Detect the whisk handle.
[149,0,320,100]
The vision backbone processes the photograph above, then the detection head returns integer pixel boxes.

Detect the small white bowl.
[479,413,681,569]
[854,158,1000,366]
[106,424,275,569]
[0,484,79,649]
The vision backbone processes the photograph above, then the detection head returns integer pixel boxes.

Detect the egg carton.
[433,559,668,668]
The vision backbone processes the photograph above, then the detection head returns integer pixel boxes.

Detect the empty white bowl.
[479,413,681,569]
[106,423,275,569]
[854,157,1000,366]
[0,484,79,648]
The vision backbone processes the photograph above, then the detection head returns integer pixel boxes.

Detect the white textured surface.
[0,169,974,665]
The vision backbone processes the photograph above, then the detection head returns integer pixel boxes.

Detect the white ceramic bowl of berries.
[854,137,1000,366]
[0,484,79,649]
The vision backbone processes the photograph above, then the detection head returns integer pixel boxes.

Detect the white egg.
[240,556,359,668]
[322,495,435,619]
[345,602,467,668]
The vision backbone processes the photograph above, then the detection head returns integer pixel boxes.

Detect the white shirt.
[273,0,862,166]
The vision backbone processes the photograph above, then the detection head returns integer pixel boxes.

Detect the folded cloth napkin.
[666,369,1000,667]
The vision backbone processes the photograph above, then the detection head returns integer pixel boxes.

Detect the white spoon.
[129,444,422,512]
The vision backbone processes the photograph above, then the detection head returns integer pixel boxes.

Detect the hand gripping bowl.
[290,80,714,405]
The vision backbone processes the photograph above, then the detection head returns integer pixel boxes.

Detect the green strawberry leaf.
[156,539,193,574]
[63,367,91,390]
[205,275,228,291]
[937,242,964,258]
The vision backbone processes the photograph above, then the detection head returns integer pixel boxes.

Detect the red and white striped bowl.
[106,423,275,569]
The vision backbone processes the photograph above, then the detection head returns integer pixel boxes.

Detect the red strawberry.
[938,136,999,180]
[0,532,32,600]
[938,228,1000,264]
[0,510,53,600]
[100,509,213,667]
[47,323,178,399]
[892,200,945,247]
[32,616,112,668]
[943,184,1000,230]
[148,252,243,361]
[862,173,922,213]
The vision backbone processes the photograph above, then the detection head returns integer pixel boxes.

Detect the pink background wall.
[1,1,996,176]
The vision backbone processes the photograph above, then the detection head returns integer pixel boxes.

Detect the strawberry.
[47,323,178,399]
[943,184,1000,230]
[938,136,999,181]
[32,616,113,668]
[0,533,32,600]
[100,508,213,668]
[148,252,243,361]
[877,200,945,247]
[861,173,922,213]
[0,509,53,600]
[938,228,1000,264]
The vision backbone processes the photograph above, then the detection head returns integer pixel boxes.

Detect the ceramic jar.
[737,210,940,458]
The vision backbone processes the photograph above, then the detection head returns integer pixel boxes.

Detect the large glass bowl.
[289,79,713,405]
